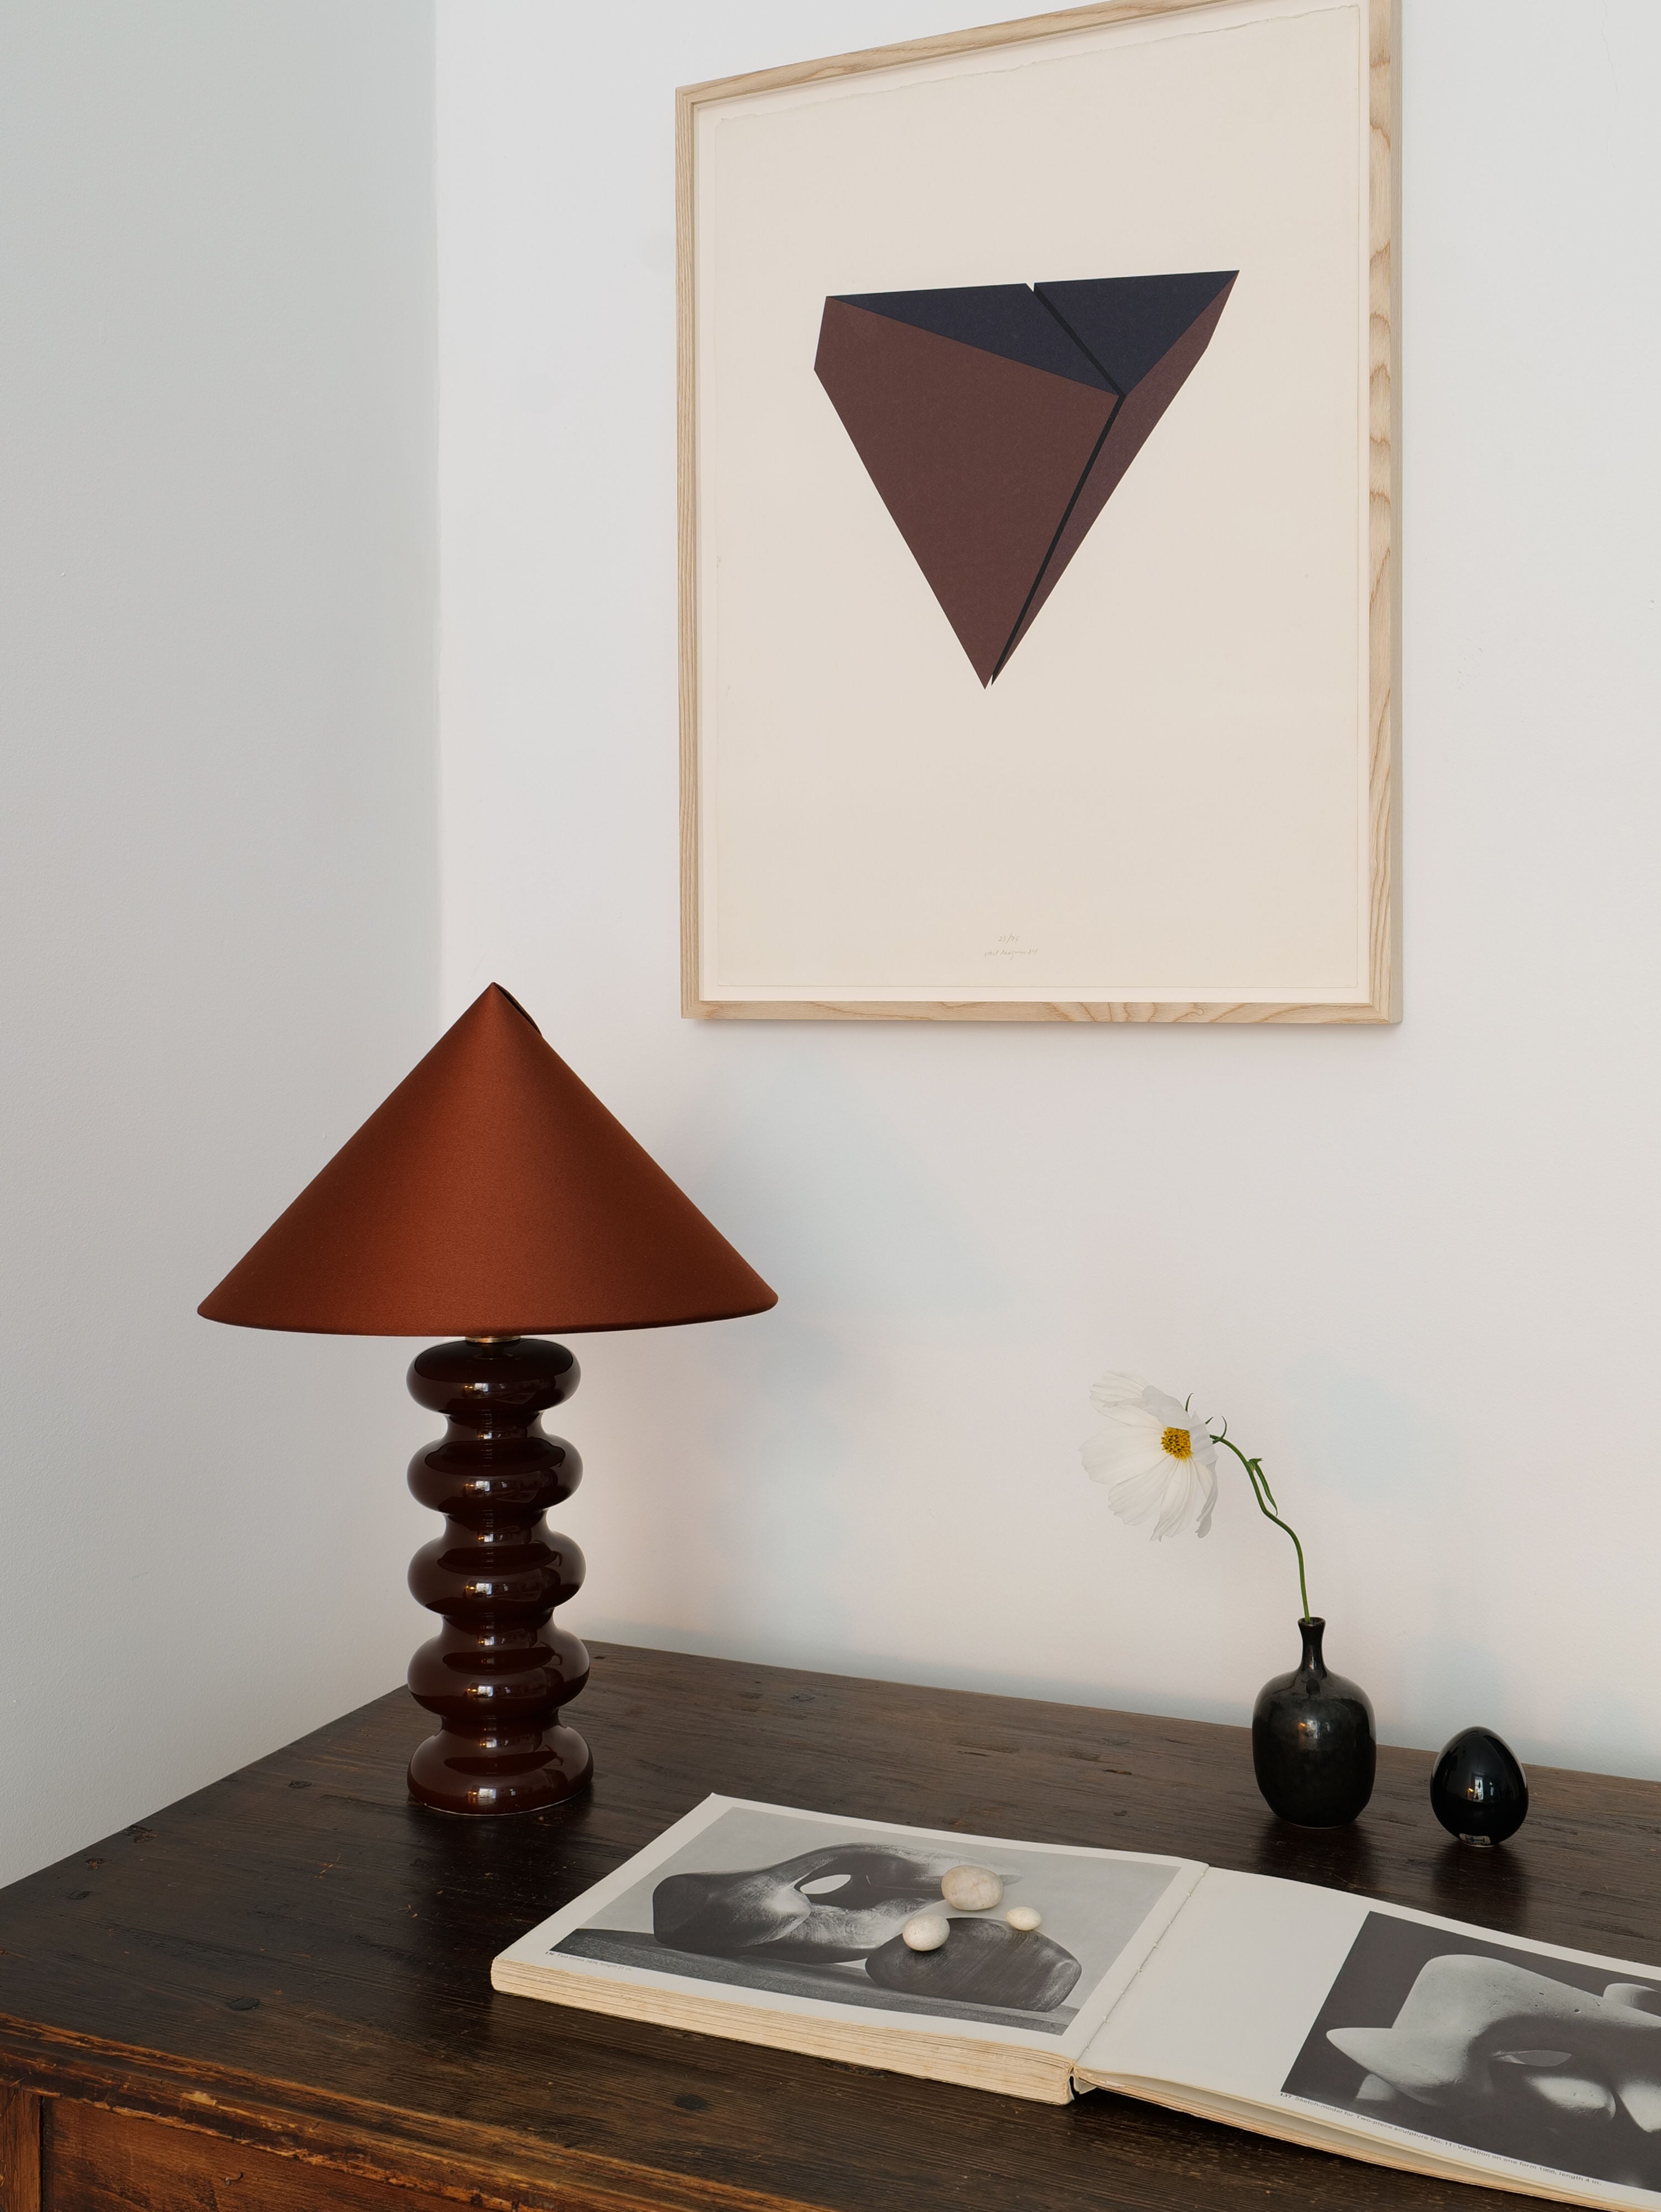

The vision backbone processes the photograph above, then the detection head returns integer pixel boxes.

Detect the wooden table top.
[0,1643,1654,2212]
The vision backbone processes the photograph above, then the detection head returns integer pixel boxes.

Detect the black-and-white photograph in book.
[551,1803,1185,2037]
[1285,1911,1661,2195]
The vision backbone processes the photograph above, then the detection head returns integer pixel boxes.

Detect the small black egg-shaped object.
[1431,1726,1528,1845]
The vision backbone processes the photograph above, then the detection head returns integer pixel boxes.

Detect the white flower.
[1082,1373,1219,1539]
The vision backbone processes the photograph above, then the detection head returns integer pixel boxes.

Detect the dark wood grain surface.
[0,1642,1654,2211]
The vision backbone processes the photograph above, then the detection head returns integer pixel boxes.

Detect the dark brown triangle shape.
[815,299,1116,686]
[994,275,1237,675]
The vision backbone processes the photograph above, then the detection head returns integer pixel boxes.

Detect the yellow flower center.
[1160,1425,1193,1461]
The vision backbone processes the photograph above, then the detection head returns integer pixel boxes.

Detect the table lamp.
[199,984,776,1816]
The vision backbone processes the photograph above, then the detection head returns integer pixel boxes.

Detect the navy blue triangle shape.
[1034,273,1236,397]
[830,284,1112,392]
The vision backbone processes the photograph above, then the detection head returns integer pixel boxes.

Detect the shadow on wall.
[673,1053,1017,1322]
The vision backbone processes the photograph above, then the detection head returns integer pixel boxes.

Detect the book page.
[494,1795,1203,2061]
[1078,1868,1661,2210]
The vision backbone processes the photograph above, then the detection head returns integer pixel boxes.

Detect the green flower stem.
[1212,1430,1312,1622]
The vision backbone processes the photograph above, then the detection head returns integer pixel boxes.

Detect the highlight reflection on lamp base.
[405,1337,592,1817]
[406,1719,592,1817]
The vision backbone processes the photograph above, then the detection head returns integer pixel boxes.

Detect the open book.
[493,1795,1661,2210]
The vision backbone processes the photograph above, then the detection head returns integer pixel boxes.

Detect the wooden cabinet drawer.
[13,2094,467,2212]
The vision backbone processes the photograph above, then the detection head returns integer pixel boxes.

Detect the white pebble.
[901,1912,950,1952]
[1005,1906,1043,1932]
[940,1864,1004,1912]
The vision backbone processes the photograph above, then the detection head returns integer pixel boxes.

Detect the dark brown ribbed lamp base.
[405,1337,592,1816]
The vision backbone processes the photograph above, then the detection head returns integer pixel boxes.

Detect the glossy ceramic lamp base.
[405,1337,593,1816]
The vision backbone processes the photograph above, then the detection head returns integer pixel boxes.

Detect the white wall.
[437,0,1661,1781]
[0,0,439,1882]
[2,1,1652,1889]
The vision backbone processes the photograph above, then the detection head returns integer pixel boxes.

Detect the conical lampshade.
[199,984,776,1336]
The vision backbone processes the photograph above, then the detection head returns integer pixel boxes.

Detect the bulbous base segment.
[407,1718,592,1817]
[405,1337,593,1817]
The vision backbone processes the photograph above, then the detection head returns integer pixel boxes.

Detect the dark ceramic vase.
[1430,1726,1528,1846]
[1252,1617,1376,1827]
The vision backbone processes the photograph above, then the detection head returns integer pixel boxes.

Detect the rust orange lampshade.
[200,984,776,1816]
[200,982,775,1337]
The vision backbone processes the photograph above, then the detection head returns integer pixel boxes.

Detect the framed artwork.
[678,0,1400,1023]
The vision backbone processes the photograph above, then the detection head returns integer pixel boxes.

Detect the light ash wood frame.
[678,0,1401,1025]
